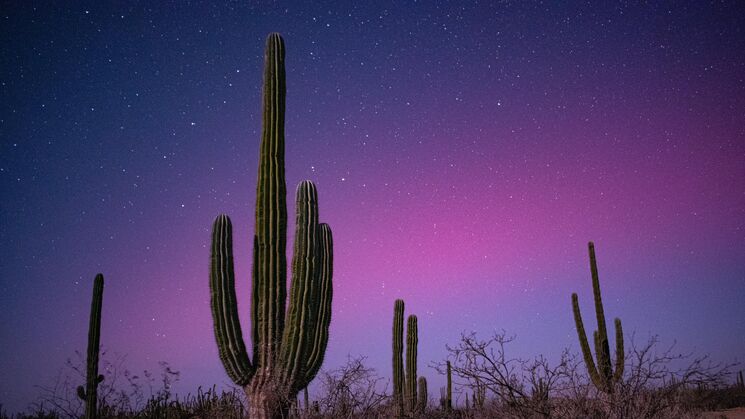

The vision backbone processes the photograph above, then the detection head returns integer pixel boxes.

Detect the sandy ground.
[701,407,745,419]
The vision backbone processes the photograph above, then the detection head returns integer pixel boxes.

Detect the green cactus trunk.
[392,299,405,416]
[417,377,427,413]
[571,242,624,393]
[209,33,334,419]
[77,274,104,419]
[405,315,418,415]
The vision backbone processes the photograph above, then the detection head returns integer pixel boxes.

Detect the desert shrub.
[434,331,738,419]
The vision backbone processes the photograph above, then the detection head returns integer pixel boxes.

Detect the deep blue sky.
[2,1,744,414]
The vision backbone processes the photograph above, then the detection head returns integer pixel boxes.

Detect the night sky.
[2,1,744,413]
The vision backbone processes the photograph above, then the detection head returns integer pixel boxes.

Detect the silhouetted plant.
[208,32,334,418]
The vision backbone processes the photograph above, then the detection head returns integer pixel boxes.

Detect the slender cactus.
[209,33,334,419]
[571,241,624,393]
[446,361,452,411]
[532,377,548,407]
[474,377,485,409]
[392,299,405,416]
[737,370,744,389]
[77,274,104,419]
[417,377,428,413]
[405,315,418,414]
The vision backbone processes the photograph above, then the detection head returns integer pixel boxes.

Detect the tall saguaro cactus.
[571,242,624,393]
[392,299,420,417]
[77,274,104,419]
[209,33,334,419]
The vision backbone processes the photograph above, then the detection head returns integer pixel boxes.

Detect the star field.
[1,2,744,413]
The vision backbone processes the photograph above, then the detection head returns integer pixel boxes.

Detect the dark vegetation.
[3,342,742,418]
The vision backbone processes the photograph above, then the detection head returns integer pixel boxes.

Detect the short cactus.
[417,377,428,413]
[446,361,452,410]
[474,377,485,409]
[571,241,624,393]
[77,274,104,419]
[209,33,334,418]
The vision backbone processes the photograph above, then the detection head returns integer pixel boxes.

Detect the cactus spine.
[77,274,104,419]
[209,33,334,419]
[572,241,624,393]
[417,377,427,413]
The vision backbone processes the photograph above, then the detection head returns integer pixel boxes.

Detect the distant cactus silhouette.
[571,242,624,393]
[446,360,453,410]
[392,299,420,417]
[737,370,744,389]
[474,377,485,409]
[77,274,104,419]
[209,33,334,418]
[417,377,428,413]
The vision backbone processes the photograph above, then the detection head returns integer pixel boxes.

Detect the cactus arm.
[393,299,405,415]
[209,215,254,386]
[572,293,602,389]
[406,315,418,413]
[253,31,288,371]
[299,223,334,389]
[250,234,260,366]
[281,181,320,388]
[593,329,602,371]
[613,318,624,382]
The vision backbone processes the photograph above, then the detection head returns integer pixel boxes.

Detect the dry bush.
[30,350,246,419]
[433,331,575,418]
[309,356,389,418]
[433,331,738,419]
